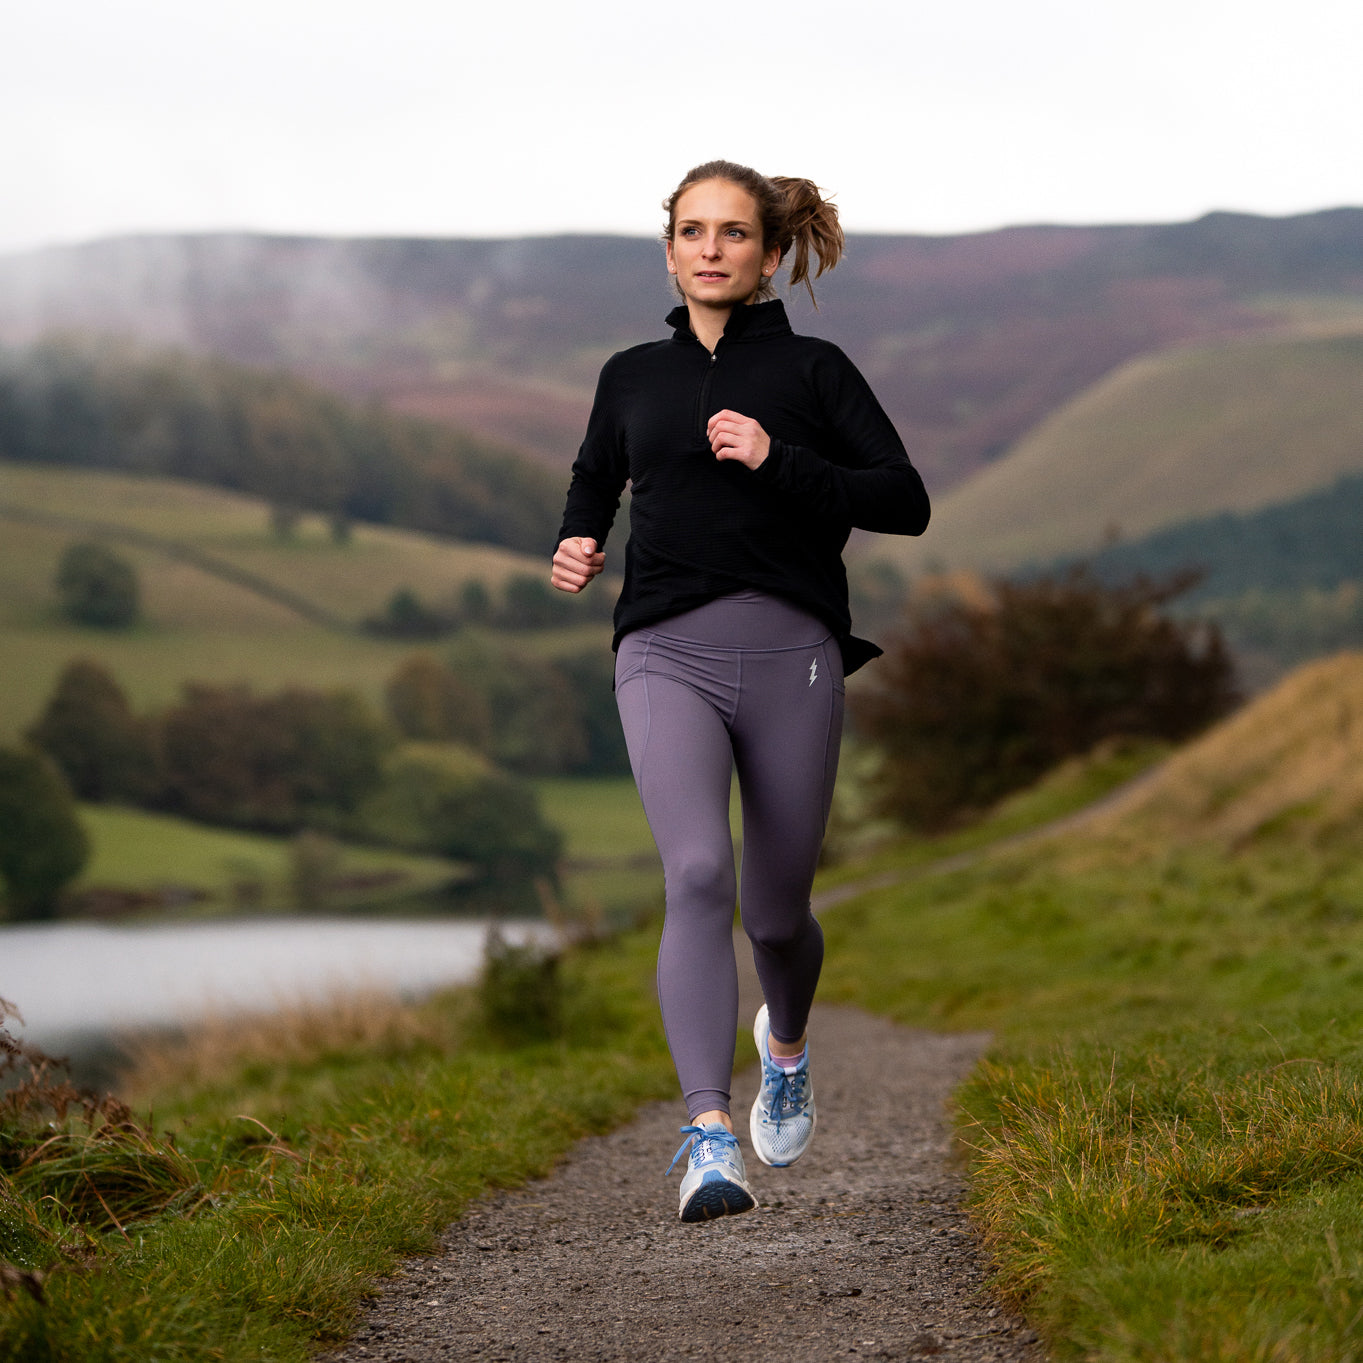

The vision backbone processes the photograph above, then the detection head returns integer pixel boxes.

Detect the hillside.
[3,209,1362,492]
[1070,473,1363,600]
[0,465,604,741]
[877,331,1363,577]
[1078,651,1363,851]
[0,337,564,555]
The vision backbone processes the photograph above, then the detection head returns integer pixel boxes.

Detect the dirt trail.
[323,927,1047,1362]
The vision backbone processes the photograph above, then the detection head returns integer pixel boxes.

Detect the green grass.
[881,331,1363,579]
[76,805,467,914]
[0,930,676,1362]
[815,735,1171,890]
[816,831,1363,1360]
[533,776,652,863]
[0,464,570,742]
[0,462,545,621]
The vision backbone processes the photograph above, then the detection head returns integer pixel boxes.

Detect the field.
[75,805,467,914]
[0,463,609,741]
[879,331,1363,578]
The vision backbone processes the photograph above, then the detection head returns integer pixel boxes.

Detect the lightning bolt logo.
[808,658,818,687]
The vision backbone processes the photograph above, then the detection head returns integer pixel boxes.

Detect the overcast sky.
[4,0,1360,254]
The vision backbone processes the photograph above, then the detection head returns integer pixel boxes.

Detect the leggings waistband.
[642,591,830,651]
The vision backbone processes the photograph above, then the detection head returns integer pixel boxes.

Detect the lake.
[0,915,551,1057]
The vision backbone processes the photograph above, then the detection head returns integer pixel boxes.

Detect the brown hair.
[662,159,846,305]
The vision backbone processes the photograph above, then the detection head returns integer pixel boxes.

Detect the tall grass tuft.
[479,925,563,1043]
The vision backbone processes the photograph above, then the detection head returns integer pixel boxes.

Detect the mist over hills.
[2,208,1361,492]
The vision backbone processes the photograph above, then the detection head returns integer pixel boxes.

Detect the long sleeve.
[556,356,630,548]
[749,345,930,536]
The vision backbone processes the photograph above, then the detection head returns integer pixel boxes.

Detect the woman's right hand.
[550,536,606,593]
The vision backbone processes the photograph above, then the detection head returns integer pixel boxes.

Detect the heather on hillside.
[3,210,1361,489]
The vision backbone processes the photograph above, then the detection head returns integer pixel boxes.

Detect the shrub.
[0,747,90,921]
[25,659,160,802]
[363,588,454,640]
[384,654,492,749]
[359,751,561,885]
[854,566,1239,830]
[479,926,562,1043]
[54,540,140,628]
[157,684,393,832]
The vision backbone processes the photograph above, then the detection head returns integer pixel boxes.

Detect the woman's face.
[666,179,781,311]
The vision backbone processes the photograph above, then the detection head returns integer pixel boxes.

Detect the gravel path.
[323,930,1047,1363]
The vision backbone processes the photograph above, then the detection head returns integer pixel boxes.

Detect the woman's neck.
[686,300,731,353]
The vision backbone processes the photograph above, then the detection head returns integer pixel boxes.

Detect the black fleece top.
[557,299,930,673]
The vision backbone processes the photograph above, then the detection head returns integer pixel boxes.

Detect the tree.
[157,684,393,831]
[0,746,90,921]
[26,659,160,802]
[363,588,452,640]
[385,654,493,749]
[360,753,561,886]
[498,574,571,629]
[55,541,140,628]
[853,567,1239,830]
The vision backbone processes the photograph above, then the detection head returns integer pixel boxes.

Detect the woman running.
[550,160,930,1222]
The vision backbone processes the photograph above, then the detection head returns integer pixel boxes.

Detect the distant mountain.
[2,209,1361,491]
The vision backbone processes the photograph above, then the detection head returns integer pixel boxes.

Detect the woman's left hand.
[707,410,770,470]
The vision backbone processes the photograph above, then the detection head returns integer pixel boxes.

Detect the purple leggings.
[615,591,844,1119]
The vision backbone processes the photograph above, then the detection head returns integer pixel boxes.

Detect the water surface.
[0,916,548,1051]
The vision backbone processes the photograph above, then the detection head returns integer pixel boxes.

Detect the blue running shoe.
[666,1122,758,1222]
[749,1004,816,1167]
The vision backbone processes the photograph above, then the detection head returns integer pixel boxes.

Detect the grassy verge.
[818,832,1363,1360]
[815,735,1170,889]
[0,929,674,1361]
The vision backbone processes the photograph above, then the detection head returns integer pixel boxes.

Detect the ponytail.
[663,160,847,306]
[770,176,845,306]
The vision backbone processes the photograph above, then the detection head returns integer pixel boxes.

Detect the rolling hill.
[1079,651,1363,852]
[876,331,1363,578]
[3,208,1362,493]
[0,337,565,555]
[0,465,605,742]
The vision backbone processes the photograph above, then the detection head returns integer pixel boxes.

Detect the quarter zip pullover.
[557,300,930,673]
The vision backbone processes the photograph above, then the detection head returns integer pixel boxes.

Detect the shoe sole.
[680,1178,757,1223]
[750,1006,815,1168]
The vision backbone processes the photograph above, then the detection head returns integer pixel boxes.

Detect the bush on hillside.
[358,752,561,887]
[385,654,493,749]
[157,684,394,832]
[442,637,589,776]
[25,659,160,802]
[0,747,90,921]
[854,566,1239,830]
[54,541,140,629]
[363,588,455,640]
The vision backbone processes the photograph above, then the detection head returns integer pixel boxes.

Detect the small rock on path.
[324,996,1046,1362]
